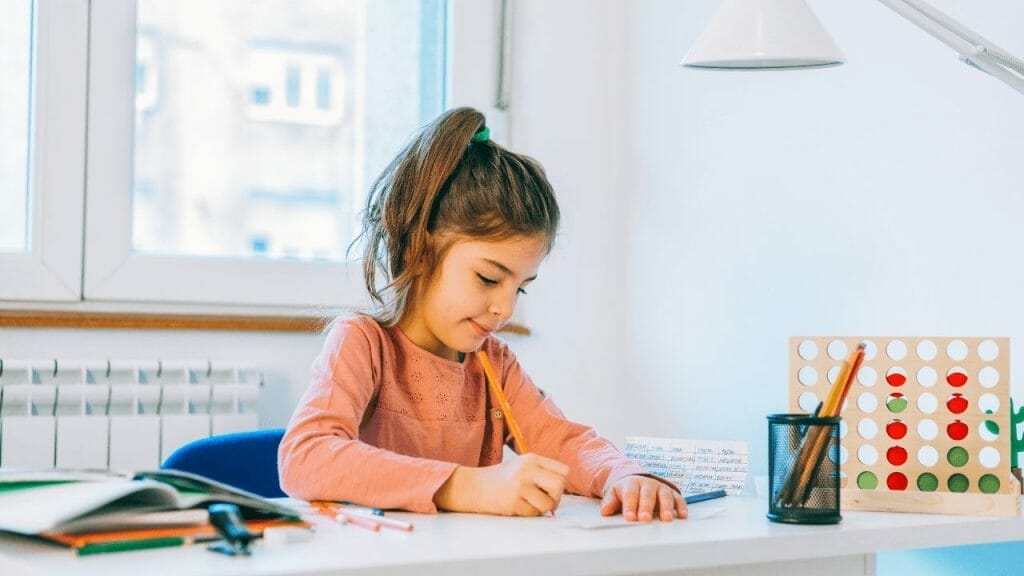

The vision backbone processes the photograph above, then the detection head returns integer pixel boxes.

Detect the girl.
[278,107,686,522]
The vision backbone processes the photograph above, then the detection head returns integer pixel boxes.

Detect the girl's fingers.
[599,485,622,516]
[533,468,566,509]
[512,495,544,517]
[675,493,688,519]
[521,485,556,515]
[636,480,658,522]
[657,487,676,521]
[620,477,641,521]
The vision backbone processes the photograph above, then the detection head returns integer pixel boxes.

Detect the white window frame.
[0,0,87,302]
[79,0,507,310]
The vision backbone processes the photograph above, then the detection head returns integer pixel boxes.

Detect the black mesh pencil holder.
[767,413,841,525]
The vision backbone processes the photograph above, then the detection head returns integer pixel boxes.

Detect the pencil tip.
[858,342,867,350]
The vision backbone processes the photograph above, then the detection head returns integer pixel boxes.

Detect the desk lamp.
[681,0,1024,95]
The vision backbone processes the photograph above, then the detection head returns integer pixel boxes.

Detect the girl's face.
[399,234,548,361]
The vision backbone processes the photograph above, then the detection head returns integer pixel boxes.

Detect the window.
[0,1,33,255]
[129,1,392,263]
[0,0,87,301]
[0,0,506,309]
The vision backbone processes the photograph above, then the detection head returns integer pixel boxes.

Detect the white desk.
[2,495,1023,576]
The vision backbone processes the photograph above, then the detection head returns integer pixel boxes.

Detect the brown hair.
[356,107,560,326]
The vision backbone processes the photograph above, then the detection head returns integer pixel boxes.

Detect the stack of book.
[0,468,306,555]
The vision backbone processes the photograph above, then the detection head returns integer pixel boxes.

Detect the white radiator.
[0,358,262,471]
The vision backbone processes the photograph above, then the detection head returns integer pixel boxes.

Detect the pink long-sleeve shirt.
[278,315,653,513]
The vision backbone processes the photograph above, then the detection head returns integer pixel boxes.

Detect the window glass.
[0,1,34,253]
[132,0,445,261]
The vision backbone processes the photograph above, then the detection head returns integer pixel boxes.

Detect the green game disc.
[916,473,939,492]
[948,474,969,493]
[947,447,969,467]
[979,474,1001,494]
[857,471,878,490]
[886,396,908,413]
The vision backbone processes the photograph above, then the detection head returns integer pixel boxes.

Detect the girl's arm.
[277,321,458,513]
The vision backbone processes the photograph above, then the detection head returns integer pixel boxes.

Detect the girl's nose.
[489,291,515,320]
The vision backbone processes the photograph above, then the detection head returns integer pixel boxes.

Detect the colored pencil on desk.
[335,509,381,532]
[684,489,727,505]
[40,518,304,556]
[341,509,413,532]
[311,501,380,532]
[75,536,192,556]
[311,502,414,532]
[342,502,385,516]
[477,350,529,454]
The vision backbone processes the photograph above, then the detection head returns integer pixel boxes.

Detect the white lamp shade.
[682,0,845,69]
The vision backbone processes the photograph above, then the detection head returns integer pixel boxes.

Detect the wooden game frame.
[789,336,1020,517]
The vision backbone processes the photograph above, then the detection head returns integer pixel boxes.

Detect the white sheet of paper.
[624,436,749,496]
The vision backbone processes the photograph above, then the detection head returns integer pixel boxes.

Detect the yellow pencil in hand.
[477,350,528,453]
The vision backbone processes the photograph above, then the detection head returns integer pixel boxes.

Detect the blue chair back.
[161,428,286,498]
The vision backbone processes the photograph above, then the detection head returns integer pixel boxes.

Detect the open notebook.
[0,468,302,549]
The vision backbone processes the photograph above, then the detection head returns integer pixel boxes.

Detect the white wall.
[625,0,1024,478]
[501,0,635,445]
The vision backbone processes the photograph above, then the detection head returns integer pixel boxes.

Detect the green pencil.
[76,536,188,556]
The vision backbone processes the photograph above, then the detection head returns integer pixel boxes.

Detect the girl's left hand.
[599,475,687,522]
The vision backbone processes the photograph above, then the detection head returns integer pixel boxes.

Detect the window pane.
[0,0,33,253]
[133,0,445,261]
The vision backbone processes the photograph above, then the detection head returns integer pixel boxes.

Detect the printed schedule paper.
[624,436,749,496]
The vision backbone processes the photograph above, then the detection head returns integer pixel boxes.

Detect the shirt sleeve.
[278,320,458,513]
[494,342,680,498]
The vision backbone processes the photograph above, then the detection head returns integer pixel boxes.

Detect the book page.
[624,436,749,496]
[0,480,177,535]
[58,509,209,534]
[133,469,301,520]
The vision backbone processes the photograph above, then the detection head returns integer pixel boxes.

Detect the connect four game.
[789,337,1020,516]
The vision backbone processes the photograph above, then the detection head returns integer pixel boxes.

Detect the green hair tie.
[472,126,490,142]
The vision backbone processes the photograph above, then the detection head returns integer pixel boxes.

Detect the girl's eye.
[477,274,498,286]
[517,287,528,295]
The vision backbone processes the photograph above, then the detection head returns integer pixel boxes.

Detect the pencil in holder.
[766,413,841,525]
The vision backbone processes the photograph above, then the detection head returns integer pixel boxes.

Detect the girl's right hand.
[434,453,570,516]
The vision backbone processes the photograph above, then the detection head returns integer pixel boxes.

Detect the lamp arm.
[876,0,1024,95]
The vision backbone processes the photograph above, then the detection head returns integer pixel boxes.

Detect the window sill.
[0,309,532,335]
